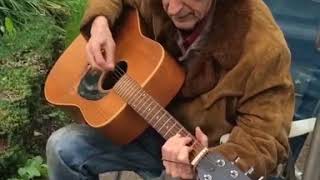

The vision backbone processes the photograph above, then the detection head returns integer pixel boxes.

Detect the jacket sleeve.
[80,0,138,39]
[209,46,295,179]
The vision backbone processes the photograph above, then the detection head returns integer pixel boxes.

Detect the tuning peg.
[230,169,239,179]
[232,157,240,164]
[244,167,254,175]
[258,176,264,180]
[215,159,226,167]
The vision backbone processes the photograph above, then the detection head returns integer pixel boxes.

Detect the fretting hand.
[161,127,208,179]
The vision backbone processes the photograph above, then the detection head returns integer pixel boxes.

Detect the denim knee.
[46,124,90,169]
[46,124,98,180]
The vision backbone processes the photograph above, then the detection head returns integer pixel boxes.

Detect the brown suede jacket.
[80,0,295,178]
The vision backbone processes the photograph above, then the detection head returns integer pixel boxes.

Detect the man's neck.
[179,16,209,50]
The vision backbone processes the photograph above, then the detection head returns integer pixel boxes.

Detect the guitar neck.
[113,74,205,160]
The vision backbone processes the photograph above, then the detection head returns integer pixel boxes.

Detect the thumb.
[195,127,208,147]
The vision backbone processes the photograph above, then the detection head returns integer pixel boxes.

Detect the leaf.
[39,164,48,176]
[33,156,43,165]
[18,167,27,177]
[0,25,5,33]
[26,166,41,177]
[4,17,16,37]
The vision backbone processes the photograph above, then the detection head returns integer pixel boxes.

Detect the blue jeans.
[46,123,166,180]
[46,124,284,180]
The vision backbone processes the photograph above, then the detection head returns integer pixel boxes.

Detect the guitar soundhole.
[101,61,127,90]
[78,61,127,101]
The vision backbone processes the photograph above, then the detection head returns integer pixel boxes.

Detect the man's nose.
[167,0,183,16]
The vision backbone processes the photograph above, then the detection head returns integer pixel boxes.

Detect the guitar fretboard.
[113,74,204,159]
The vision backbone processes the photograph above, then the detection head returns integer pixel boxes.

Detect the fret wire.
[144,101,158,120]
[141,97,153,116]
[156,113,185,139]
[114,74,206,155]
[152,112,166,128]
[142,94,160,118]
[158,117,172,133]
[163,121,176,138]
[135,93,147,113]
[113,79,120,93]
[155,112,171,130]
[114,76,127,96]
[176,128,183,135]
[127,79,142,107]
[123,76,138,103]
[158,113,171,126]
[136,94,151,113]
[130,85,145,111]
[166,120,184,136]
[118,75,132,100]
[125,76,152,124]
[149,108,163,125]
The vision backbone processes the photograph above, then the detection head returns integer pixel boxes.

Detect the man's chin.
[173,21,197,31]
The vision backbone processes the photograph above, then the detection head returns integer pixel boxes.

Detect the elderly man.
[46,0,295,179]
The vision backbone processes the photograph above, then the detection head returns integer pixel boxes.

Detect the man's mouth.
[175,13,192,21]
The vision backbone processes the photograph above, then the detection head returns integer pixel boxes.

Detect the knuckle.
[171,171,178,178]
[177,154,185,162]
[161,145,167,152]
[162,145,170,154]
[163,161,168,168]
[165,168,171,176]
[96,59,104,66]
[177,152,187,162]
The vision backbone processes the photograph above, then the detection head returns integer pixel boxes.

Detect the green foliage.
[0,16,64,59]
[0,8,71,180]
[0,0,86,178]
[4,17,16,38]
[8,156,48,180]
[0,68,33,140]
[0,0,69,32]
[64,0,87,45]
[0,146,29,179]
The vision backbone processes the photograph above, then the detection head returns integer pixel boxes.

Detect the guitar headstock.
[196,153,260,180]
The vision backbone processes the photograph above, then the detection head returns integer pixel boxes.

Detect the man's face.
[162,0,213,30]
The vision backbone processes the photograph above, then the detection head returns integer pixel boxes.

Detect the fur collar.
[151,0,253,97]
[178,0,252,70]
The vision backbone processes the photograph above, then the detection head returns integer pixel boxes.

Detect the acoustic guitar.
[45,9,258,180]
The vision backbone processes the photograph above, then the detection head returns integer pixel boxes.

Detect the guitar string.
[53,63,218,168]
[110,66,200,145]
[58,64,225,172]
[109,65,206,154]
[48,56,244,177]
[109,65,224,170]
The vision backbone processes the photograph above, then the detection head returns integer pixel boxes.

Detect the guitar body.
[44,9,185,144]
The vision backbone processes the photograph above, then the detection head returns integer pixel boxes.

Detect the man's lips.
[174,13,192,21]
